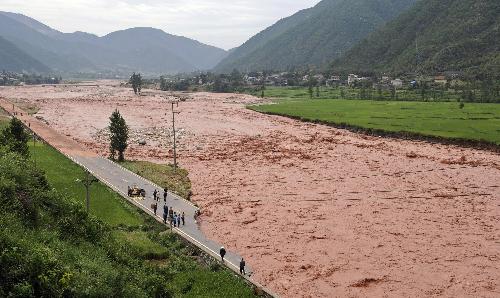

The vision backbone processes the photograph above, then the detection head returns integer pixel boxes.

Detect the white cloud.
[0,0,321,49]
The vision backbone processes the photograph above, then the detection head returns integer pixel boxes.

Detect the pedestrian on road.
[240,258,246,275]
[127,186,131,197]
[181,212,185,226]
[220,247,226,263]
[153,189,158,201]
[152,202,158,215]
[163,205,168,224]
[177,214,181,227]
[163,188,168,202]
[173,213,177,227]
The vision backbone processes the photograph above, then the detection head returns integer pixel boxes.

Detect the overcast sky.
[1,0,321,50]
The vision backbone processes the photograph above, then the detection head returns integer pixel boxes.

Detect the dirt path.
[1,82,499,297]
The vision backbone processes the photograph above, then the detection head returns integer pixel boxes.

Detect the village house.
[243,75,259,85]
[348,74,358,86]
[326,75,342,86]
[434,75,447,85]
[391,78,403,88]
[380,76,391,83]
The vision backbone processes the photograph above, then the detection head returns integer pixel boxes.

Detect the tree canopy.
[109,110,129,161]
[0,117,30,158]
[129,73,143,94]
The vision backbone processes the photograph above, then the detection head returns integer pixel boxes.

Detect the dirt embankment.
[1,82,498,298]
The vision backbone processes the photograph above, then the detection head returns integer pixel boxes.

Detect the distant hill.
[331,0,500,75]
[99,28,228,73]
[0,12,228,75]
[0,36,51,73]
[214,0,417,73]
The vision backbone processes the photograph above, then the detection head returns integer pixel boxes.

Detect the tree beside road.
[109,109,129,161]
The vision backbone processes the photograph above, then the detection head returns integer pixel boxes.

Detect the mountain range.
[331,0,500,75]
[0,11,227,75]
[2,0,499,76]
[214,0,418,73]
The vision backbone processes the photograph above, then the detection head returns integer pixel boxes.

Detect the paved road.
[71,155,253,275]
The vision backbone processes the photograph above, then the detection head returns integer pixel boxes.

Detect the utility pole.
[81,171,98,213]
[171,102,181,171]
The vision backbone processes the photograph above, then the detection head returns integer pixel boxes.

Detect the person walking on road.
[173,212,177,227]
[181,212,185,226]
[240,258,246,275]
[163,205,168,224]
[163,188,168,202]
[220,247,226,263]
[152,202,158,216]
[177,213,181,227]
[153,189,158,201]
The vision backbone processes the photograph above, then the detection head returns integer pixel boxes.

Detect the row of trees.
[0,71,62,86]
[159,70,246,93]
[155,69,499,102]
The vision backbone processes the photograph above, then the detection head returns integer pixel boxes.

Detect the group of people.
[149,188,186,229]
[153,188,168,202]
[133,186,249,276]
[165,205,185,228]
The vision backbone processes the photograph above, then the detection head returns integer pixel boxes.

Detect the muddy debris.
[0,81,498,298]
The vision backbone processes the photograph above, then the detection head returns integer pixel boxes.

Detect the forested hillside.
[214,0,417,72]
[213,6,317,72]
[331,0,500,75]
[0,36,50,73]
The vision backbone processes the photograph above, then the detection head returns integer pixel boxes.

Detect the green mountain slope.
[331,0,500,75]
[215,6,317,72]
[214,0,417,72]
[0,36,51,73]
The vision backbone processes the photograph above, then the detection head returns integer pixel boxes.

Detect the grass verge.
[0,108,10,129]
[119,160,192,200]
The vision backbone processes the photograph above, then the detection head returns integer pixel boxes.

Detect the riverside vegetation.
[0,117,256,297]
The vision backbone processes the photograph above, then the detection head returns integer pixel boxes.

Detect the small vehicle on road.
[128,185,146,198]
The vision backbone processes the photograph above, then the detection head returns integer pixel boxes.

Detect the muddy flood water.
[1,81,499,297]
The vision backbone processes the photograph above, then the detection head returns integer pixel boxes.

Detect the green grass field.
[31,143,143,227]
[249,88,500,145]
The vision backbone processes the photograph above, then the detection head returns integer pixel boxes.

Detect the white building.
[391,79,403,88]
[348,74,358,86]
